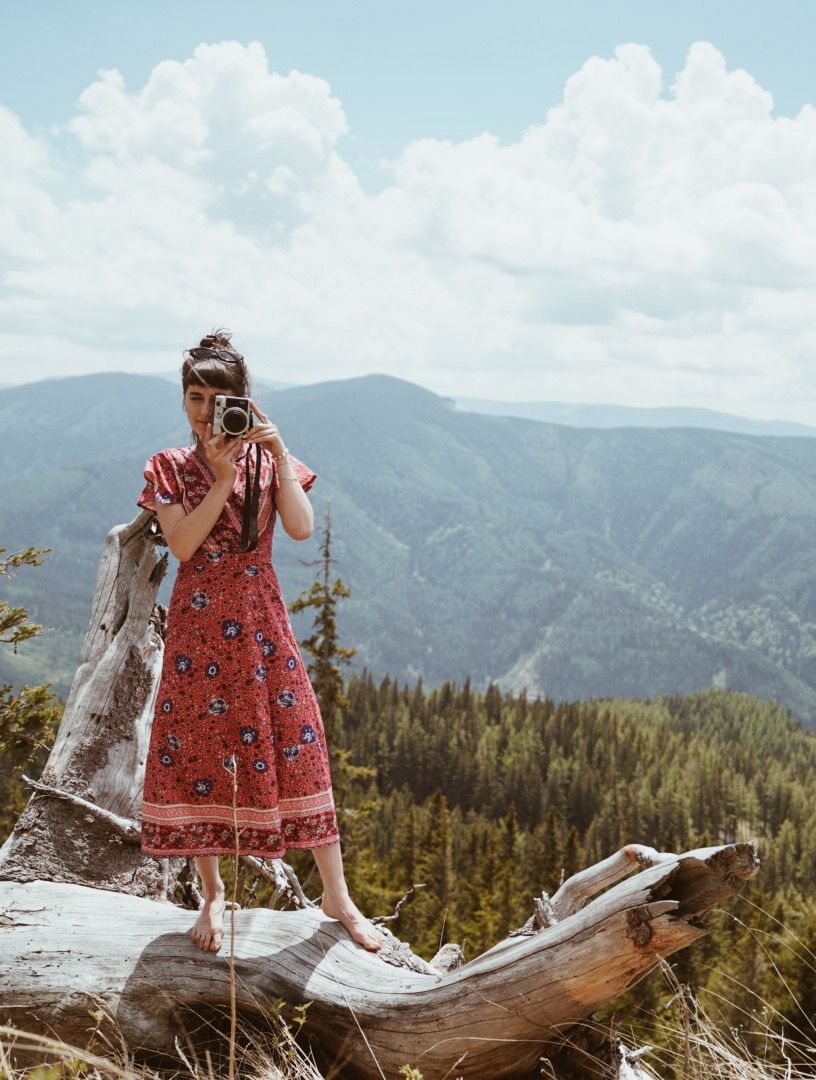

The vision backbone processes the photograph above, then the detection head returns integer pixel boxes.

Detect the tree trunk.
[0,513,761,1079]
[0,512,182,896]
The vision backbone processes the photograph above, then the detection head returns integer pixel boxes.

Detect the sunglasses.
[188,346,244,364]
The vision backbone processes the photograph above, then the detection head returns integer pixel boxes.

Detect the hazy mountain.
[150,370,299,392]
[4,371,816,726]
[453,396,816,438]
[6,371,812,434]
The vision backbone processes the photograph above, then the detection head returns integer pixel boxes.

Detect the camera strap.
[238,442,262,552]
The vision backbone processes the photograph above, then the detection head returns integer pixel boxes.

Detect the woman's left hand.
[246,400,286,456]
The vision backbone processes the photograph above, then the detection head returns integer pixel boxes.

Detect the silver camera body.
[212,394,255,437]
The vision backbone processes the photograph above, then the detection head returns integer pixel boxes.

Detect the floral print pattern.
[136,444,338,858]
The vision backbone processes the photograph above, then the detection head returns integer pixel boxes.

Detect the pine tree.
[0,545,63,840]
[414,791,454,953]
[561,825,583,881]
[496,802,524,933]
[459,825,503,956]
[288,510,380,888]
[289,506,357,746]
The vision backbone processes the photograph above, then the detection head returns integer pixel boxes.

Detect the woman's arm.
[273,455,315,541]
[242,402,316,541]
[154,478,234,562]
[157,425,248,560]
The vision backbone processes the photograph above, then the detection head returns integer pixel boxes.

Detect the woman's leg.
[190,855,226,952]
[311,841,385,951]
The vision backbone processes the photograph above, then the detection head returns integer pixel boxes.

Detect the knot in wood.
[626,905,654,948]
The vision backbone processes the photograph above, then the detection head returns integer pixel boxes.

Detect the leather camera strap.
[238,442,262,552]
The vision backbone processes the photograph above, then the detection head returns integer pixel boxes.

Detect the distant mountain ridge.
[453,396,816,438]
[4,373,811,436]
[4,371,816,726]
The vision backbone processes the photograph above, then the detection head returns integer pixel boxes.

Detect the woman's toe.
[366,932,383,950]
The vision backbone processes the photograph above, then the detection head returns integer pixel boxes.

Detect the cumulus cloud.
[0,105,57,260]
[1,39,816,420]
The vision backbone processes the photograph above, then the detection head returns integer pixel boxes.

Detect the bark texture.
[0,512,181,896]
[0,842,758,1078]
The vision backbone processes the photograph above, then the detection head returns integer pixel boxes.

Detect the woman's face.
[184,384,225,438]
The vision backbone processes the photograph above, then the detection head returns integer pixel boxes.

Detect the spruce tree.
[289,506,357,746]
[0,545,63,840]
[288,509,380,891]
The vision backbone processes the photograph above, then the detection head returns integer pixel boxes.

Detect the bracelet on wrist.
[273,447,300,485]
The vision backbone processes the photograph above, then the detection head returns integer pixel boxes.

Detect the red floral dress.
[135,443,340,858]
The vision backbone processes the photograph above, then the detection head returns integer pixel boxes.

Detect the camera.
[212,395,255,438]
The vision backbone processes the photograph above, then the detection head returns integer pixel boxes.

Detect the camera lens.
[222,407,249,435]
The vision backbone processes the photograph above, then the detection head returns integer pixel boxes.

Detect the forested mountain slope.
[4,372,816,723]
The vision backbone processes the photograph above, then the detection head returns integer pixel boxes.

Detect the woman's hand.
[202,422,246,482]
[245,401,286,456]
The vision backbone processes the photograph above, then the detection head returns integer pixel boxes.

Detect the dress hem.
[141,835,341,859]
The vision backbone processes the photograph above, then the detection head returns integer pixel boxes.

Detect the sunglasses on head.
[188,346,244,364]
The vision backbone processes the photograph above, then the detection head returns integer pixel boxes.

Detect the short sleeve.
[273,452,317,494]
[137,451,183,513]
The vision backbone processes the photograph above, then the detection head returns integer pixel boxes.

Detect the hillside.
[4,372,816,724]
[453,395,816,437]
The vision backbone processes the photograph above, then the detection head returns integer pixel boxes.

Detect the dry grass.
[3,968,816,1080]
[607,955,816,1080]
[0,995,324,1080]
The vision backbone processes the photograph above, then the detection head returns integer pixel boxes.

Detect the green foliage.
[289,508,357,748]
[1,544,53,651]
[326,675,816,1042]
[0,545,63,840]
[283,510,385,904]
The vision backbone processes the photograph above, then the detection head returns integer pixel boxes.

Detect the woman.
[136,329,384,954]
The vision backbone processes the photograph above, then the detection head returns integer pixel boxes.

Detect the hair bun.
[200,327,233,350]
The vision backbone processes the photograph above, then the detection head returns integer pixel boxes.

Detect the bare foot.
[321,893,385,951]
[191,886,226,952]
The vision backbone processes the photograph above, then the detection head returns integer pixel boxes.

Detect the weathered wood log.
[0,512,179,894]
[0,514,761,1078]
[0,840,758,1079]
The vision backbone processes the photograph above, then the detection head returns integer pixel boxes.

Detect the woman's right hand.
[203,422,245,482]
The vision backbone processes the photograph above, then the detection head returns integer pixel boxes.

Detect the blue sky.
[7,1,816,176]
[3,2,816,420]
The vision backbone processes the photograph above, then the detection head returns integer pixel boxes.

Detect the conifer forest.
[4,534,816,1075]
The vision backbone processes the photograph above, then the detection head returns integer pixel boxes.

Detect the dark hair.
[181,328,253,446]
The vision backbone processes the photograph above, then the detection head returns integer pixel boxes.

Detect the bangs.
[185,359,245,394]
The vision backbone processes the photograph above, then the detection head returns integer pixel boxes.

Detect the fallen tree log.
[0,842,757,1078]
[0,512,761,1078]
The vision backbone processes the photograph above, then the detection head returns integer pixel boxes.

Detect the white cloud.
[1,39,816,421]
[0,105,58,261]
